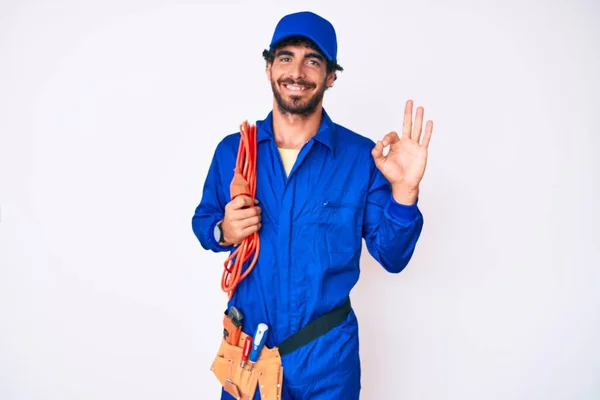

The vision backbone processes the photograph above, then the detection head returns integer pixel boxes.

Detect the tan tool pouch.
[211,332,283,400]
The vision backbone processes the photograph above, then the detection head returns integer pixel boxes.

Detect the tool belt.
[211,331,282,400]
[211,297,351,399]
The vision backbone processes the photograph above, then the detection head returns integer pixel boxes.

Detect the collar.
[256,108,337,158]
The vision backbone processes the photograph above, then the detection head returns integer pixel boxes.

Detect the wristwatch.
[214,220,224,244]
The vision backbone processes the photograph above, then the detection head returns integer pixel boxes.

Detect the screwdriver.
[240,336,252,368]
[248,323,269,370]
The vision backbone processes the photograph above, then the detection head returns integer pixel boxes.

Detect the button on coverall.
[192,109,424,399]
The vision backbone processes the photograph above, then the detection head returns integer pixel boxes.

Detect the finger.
[402,99,413,139]
[412,106,424,143]
[238,215,261,230]
[422,120,433,148]
[381,131,400,147]
[240,223,261,238]
[231,195,254,210]
[233,205,261,220]
[371,141,385,165]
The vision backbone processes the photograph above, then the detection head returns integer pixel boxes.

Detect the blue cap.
[269,11,337,62]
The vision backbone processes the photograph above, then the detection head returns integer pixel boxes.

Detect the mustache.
[278,77,316,88]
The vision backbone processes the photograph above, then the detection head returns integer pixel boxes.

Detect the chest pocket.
[306,188,363,253]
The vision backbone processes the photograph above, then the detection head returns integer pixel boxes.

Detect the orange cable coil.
[221,121,260,298]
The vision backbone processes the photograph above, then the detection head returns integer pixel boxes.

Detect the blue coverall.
[192,109,424,399]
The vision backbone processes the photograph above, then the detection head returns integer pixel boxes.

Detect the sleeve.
[362,160,424,273]
[191,141,235,253]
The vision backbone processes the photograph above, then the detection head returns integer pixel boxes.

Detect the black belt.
[277,297,351,357]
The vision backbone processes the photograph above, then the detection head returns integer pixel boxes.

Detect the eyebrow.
[305,52,324,61]
[275,50,325,62]
[275,50,294,57]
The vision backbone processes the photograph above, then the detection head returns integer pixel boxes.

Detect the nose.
[288,59,305,80]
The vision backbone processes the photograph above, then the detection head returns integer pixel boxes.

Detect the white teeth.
[285,85,305,91]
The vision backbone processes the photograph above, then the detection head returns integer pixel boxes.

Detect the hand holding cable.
[220,196,262,245]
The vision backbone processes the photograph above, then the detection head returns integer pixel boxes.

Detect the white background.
[1,0,599,399]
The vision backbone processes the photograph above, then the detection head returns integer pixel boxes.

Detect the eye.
[307,59,320,66]
[278,56,291,63]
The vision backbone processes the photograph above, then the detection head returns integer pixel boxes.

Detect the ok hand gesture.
[371,99,433,205]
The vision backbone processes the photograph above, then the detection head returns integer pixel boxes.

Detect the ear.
[325,71,336,88]
[266,63,272,81]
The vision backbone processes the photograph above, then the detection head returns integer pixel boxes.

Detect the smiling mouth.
[282,83,311,92]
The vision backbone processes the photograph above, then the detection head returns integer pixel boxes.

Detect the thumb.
[371,141,386,167]
[234,195,254,209]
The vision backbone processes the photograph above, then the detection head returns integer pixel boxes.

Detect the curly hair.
[262,35,344,78]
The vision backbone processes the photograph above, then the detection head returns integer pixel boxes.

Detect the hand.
[221,195,262,245]
[371,99,433,204]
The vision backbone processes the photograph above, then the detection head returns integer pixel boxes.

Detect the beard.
[271,76,326,118]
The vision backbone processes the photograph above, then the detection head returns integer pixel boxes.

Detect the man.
[192,10,433,400]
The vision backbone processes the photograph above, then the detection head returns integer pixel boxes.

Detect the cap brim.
[270,32,334,61]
